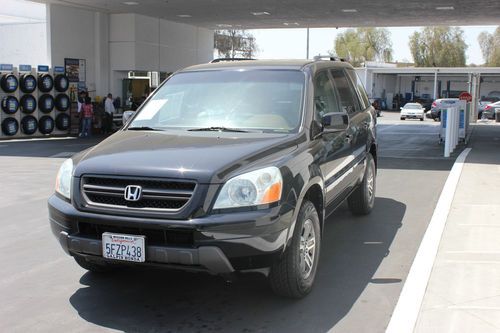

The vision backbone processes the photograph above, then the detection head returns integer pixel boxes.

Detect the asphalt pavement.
[0,113,460,333]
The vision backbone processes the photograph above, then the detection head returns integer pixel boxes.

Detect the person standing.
[81,97,94,137]
[104,93,116,133]
[77,90,86,137]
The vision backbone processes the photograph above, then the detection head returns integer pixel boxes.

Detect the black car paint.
[49,61,377,273]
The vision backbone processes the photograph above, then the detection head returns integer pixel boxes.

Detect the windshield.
[403,104,422,109]
[128,70,305,133]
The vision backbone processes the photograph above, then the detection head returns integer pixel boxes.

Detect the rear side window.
[346,69,370,109]
[330,69,361,114]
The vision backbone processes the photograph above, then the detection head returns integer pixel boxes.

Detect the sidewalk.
[415,123,500,332]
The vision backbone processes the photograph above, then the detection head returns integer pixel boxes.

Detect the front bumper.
[401,113,424,119]
[49,194,294,274]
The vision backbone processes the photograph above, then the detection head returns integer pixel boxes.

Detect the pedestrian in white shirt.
[77,91,87,137]
[104,93,115,133]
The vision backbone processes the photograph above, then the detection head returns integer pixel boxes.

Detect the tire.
[20,94,37,114]
[39,94,55,113]
[420,118,424,121]
[1,117,19,136]
[1,74,18,93]
[38,115,55,134]
[269,200,321,298]
[19,74,37,93]
[21,116,38,135]
[348,154,376,216]
[55,94,70,111]
[54,74,69,92]
[74,255,112,273]
[38,74,54,92]
[56,113,71,130]
[400,117,405,120]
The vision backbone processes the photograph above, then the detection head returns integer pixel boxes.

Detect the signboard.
[19,65,32,72]
[459,92,472,102]
[64,58,86,82]
[37,65,49,72]
[0,64,14,71]
[54,66,65,73]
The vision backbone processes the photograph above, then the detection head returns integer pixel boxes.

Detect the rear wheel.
[420,118,424,121]
[348,154,376,216]
[269,200,321,298]
[400,117,405,120]
[74,255,113,273]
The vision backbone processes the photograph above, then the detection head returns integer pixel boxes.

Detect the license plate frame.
[102,232,146,262]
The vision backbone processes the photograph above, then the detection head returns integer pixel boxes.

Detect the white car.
[400,103,425,121]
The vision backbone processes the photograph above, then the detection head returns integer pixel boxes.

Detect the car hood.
[72,130,300,183]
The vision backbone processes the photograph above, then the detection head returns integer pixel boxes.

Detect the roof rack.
[313,55,346,62]
[210,58,255,63]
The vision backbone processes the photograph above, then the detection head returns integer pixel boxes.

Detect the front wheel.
[348,154,376,215]
[269,200,321,298]
[420,118,424,121]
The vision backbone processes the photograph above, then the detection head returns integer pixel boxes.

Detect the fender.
[283,174,325,252]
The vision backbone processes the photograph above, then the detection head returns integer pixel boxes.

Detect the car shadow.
[69,197,405,333]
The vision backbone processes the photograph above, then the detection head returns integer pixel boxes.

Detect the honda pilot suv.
[49,58,377,298]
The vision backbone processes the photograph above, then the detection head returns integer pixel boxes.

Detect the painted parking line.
[385,147,472,333]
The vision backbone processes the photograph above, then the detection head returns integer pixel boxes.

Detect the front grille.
[78,222,194,247]
[81,176,196,212]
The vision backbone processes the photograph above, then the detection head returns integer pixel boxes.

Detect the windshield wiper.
[187,126,249,133]
[127,126,163,131]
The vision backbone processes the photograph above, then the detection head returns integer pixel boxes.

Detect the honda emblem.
[124,185,142,201]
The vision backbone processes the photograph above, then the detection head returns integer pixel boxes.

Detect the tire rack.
[0,66,20,138]
[52,68,71,136]
[0,66,71,139]
[19,67,39,137]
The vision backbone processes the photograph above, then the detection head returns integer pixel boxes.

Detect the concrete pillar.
[94,11,110,97]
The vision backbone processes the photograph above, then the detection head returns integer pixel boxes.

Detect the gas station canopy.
[35,0,500,29]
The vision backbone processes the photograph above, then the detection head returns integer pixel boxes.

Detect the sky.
[249,26,498,65]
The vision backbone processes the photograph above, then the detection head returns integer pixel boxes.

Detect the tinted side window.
[330,69,361,114]
[346,69,370,109]
[313,71,341,120]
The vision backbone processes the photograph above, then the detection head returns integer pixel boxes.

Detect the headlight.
[213,166,282,209]
[55,158,73,199]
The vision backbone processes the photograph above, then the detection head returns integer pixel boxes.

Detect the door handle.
[345,134,353,143]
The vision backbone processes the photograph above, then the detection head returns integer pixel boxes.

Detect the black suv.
[49,59,377,298]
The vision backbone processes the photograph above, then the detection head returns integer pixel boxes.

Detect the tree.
[409,27,467,67]
[333,28,393,67]
[214,30,258,58]
[478,27,500,66]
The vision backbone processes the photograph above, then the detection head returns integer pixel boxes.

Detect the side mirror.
[322,112,349,133]
[122,110,135,125]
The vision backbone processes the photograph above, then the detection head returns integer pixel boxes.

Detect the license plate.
[102,232,146,262]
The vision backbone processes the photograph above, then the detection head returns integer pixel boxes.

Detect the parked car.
[400,102,425,121]
[482,101,500,120]
[478,97,499,119]
[429,98,460,121]
[48,58,378,298]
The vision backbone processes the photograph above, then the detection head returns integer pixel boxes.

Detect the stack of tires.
[53,73,71,133]
[1,71,20,137]
[37,71,55,135]
[19,72,38,135]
